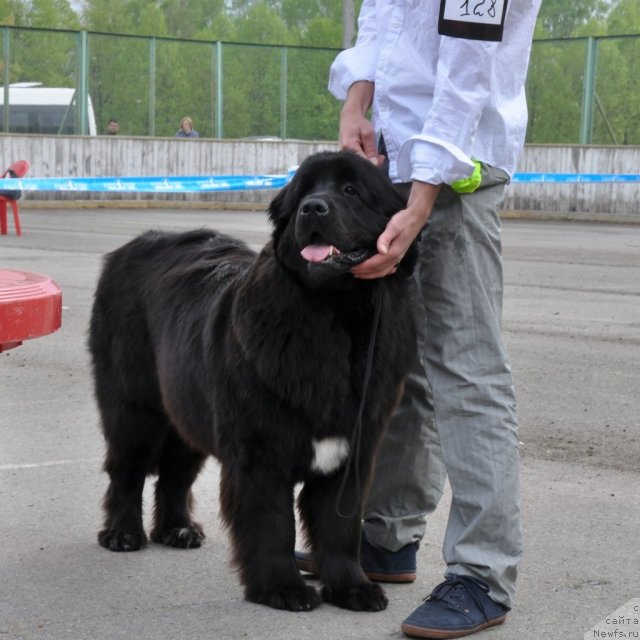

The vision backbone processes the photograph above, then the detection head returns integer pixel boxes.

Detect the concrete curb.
[20,199,268,212]
[500,208,640,224]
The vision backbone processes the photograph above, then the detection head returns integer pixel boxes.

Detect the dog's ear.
[267,182,290,228]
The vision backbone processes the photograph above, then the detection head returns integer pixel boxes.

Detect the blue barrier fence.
[0,174,293,193]
[511,173,640,184]
[2,172,640,193]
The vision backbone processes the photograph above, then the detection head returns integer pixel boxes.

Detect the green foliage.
[154,39,216,137]
[537,0,608,37]
[137,5,169,37]
[302,17,342,47]
[1,0,640,143]
[156,0,225,40]
[0,0,19,26]
[21,0,78,28]
[232,3,291,45]
[599,0,640,143]
[193,13,234,42]
[88,33,150,134]
[82,0,132,34]
[285,46,341,138]
[4,28,77,88]
[526,40,584,143]
[592,38,630,144]
[607,0,640,35]
[280,0,342,31]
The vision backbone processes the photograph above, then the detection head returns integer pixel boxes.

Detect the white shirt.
[328,0,542,185]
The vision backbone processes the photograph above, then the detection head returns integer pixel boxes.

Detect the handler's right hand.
[339,81,385,166]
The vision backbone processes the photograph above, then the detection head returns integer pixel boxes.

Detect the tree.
[193,12,234,42]
[526,40,586,143]
[536,0,608,37]
[591,38,630,143]
[24,0,79,29]
[280,0,341,32]
[137,4,169,37]
[153,39,216,136]
[4,0,79,90]
[301,17,341,47]
[3,0,640,143]
[600,0,640,143]
[285,45,340,139]
[232,2,291,44]
[156,0,225,39]
[82,0,134,33]
[607,0,640,35]
[0,0,23,25]
[86,32,151,134]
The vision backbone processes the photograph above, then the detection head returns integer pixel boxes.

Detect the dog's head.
[268,151,417,288]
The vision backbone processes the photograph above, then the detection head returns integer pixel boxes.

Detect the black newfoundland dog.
[89,151,416,613]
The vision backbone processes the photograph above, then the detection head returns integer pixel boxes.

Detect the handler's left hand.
[352,181,441,280]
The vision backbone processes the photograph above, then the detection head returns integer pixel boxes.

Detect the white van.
[0,82,97,135]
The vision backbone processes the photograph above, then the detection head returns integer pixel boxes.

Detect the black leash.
[334,284,384,519]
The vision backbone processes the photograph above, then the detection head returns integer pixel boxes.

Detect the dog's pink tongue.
[301,245,331,263]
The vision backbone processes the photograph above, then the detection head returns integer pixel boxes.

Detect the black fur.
[89,151,416,612]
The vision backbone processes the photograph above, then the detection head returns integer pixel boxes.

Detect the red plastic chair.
[0,160,30,236]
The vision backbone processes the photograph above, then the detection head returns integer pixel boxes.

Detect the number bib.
[438,0,508,42]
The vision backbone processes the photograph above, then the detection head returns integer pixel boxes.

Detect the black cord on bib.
[335,284,383,519]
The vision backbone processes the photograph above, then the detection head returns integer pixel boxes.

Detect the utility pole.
[343,0,356,49]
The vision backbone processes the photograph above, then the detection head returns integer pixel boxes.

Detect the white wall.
[505,144,640,217]
[1,134,639,217]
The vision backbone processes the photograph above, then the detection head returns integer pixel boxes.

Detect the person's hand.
[352,181,442,279]
[340,112,385,166]
[339,81,385,166]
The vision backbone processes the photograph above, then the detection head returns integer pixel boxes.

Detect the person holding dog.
[303,1,542,637]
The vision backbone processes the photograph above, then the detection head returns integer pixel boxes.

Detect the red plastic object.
[0,269,62,352]
[5,160,29,179]
[0,159,30,236]
[0,197,23,236]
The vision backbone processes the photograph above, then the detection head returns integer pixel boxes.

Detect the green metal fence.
[2,26,639,144]
[526,34,640,145]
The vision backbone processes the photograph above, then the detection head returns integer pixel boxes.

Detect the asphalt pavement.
[1,206,638,640]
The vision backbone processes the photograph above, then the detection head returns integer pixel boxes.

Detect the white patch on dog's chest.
[311,437,350,474]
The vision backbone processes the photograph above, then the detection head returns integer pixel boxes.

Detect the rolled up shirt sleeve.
[398,37,499,185]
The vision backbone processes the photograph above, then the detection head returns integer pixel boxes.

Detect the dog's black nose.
[300,197,330,217]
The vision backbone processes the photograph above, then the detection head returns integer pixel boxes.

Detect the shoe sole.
[400,614,507,639]
[295,554,416,584]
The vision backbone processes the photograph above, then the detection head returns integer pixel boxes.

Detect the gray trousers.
[363,165,522,608]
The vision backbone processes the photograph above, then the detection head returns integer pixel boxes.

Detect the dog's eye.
[344,185,356,196]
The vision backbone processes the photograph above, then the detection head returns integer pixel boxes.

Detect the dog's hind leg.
[151,430,207,549]
[220,464,322,612]
[297,475,388,612]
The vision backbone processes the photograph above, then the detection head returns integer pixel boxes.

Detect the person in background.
[106,119,119,135]
[297,0,542,638]
[175,116,199,138]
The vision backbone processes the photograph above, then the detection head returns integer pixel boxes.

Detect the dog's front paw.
[151,524,205,549]
[322,581,388,611]
[98,528,147,552]
[248,584,322,612]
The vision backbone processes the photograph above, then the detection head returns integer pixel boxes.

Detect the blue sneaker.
[401,574,508,638]
[295,535,418,583]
